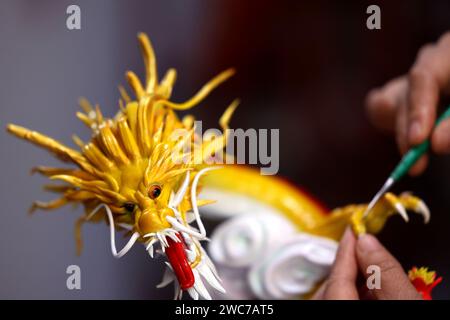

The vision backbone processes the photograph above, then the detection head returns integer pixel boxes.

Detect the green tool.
[363,105,450,218]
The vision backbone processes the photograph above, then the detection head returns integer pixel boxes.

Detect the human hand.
[366,32,450,176]
[313,229,422,300]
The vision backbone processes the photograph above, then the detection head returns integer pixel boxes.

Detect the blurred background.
[1,0,449,299]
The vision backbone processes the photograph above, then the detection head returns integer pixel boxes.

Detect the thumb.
[356,234,422,300]
[321,228,359,300]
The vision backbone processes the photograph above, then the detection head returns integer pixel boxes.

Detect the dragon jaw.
[87,168,225,300]
[142,167,226,299]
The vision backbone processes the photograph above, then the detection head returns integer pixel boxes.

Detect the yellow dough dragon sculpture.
[6,33,432,300]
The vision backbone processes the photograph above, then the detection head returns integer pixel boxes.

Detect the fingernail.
[357,234,381,252]
[340,227,353,243]
[409,121,422,143]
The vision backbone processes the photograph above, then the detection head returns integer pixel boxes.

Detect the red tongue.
[165,233,195,290]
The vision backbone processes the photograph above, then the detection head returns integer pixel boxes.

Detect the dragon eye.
[148,185,162,199]
[123,202,136,213]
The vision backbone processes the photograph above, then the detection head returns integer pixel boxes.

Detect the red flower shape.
[408,267,442,300]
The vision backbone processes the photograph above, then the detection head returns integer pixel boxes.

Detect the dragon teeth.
[193,269,212,300]
[198,262,226,294]
[146,238,157,251]
[157,266,176,288]
[187,287,199,300]
[185,249,196,262]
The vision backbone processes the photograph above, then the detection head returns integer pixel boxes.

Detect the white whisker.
[143,233,155,238]
[193,269,212,300]
[148,245,154,258]
[174,282,182,300]
[191,167,221,237]
[166,231,181,242]
[146,238,157,251]
[166,216,205,239]
[117,223,133,230]
[185,249,196,262]
[87,204,140,258]
[115,232,140,258]
[157,233,167,251]
[198,263,226,293]
[171,171,190,208]
[157,267,175,288]
[188,287,199,300]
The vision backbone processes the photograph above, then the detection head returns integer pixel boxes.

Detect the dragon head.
[7,33,237,299]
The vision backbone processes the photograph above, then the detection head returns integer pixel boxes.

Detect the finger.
[432,118,450,154]
[358,283,377,300]
[323,228,359,300]
[397,97,428,176]
[396,99,409,154]
[311,281,327,300]
[407,63,439,146]
[408,154,428,176]
[408,33,450,146]
[366,76,407,133]
[356,234,422,300]
[433,32,450,94]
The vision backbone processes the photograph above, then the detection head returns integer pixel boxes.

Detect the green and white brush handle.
[364,105,450,217]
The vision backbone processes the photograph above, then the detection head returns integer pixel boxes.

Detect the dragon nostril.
[123,202,136,213]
